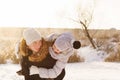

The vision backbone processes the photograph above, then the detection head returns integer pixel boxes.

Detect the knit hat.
[54,32,74,52]
[23,28,42,45]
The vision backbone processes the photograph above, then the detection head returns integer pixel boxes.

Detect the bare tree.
[70,0,97,49]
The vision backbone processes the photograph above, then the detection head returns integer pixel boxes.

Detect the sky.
[0,0,120,29]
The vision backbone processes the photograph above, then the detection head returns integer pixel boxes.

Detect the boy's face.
[28,40,42,53]
[52,44,61,54]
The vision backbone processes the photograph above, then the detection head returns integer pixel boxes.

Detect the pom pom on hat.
[23,28,42,45]
[73,41,81,49]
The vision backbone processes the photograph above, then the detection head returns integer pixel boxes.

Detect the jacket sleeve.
[37,58,68,78]
[37,48,74,78]
[45,33,60,42]
[45,32,74,42]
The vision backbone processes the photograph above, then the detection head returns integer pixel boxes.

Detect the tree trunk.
[80,21,96,49]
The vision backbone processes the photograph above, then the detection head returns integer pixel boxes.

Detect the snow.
[64,62,120,80]
[0,46,120,80]
[0,64,24,80]
[0,62,120,80]
[77,46,107,62]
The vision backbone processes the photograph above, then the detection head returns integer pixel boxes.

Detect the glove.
[29,66,39,75]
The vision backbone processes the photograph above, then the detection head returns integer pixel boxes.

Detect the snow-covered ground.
[0,46,120,80]
[64,62,120,80]
[0,62,120,80]
[0,63,24,80]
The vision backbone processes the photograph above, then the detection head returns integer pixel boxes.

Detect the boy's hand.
[29,66,39,75]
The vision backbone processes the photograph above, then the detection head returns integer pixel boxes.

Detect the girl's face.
[52,44,61,54]
[28,40,42,53]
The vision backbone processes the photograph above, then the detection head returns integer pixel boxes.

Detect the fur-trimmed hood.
[19,38,53,62]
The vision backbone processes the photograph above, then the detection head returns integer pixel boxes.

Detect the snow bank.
[77,46,107,62]
[64,62,120,80]
[0,64,23,80]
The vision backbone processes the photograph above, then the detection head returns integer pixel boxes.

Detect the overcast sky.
[0,0,120,29]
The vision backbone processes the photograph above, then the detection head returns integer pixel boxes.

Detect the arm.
[45,32,74,42]
[45,33,60,42]
[30,58,68,78]
[40,59,67,78]
[30,48,74,78]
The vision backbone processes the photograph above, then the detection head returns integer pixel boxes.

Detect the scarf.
[19,38,53,62]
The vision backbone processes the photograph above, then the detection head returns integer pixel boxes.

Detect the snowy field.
[64,62,120,80]
[0,62,120,80]
[0,46,120,80]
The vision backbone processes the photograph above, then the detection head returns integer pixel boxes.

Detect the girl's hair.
[73,41,81,49]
